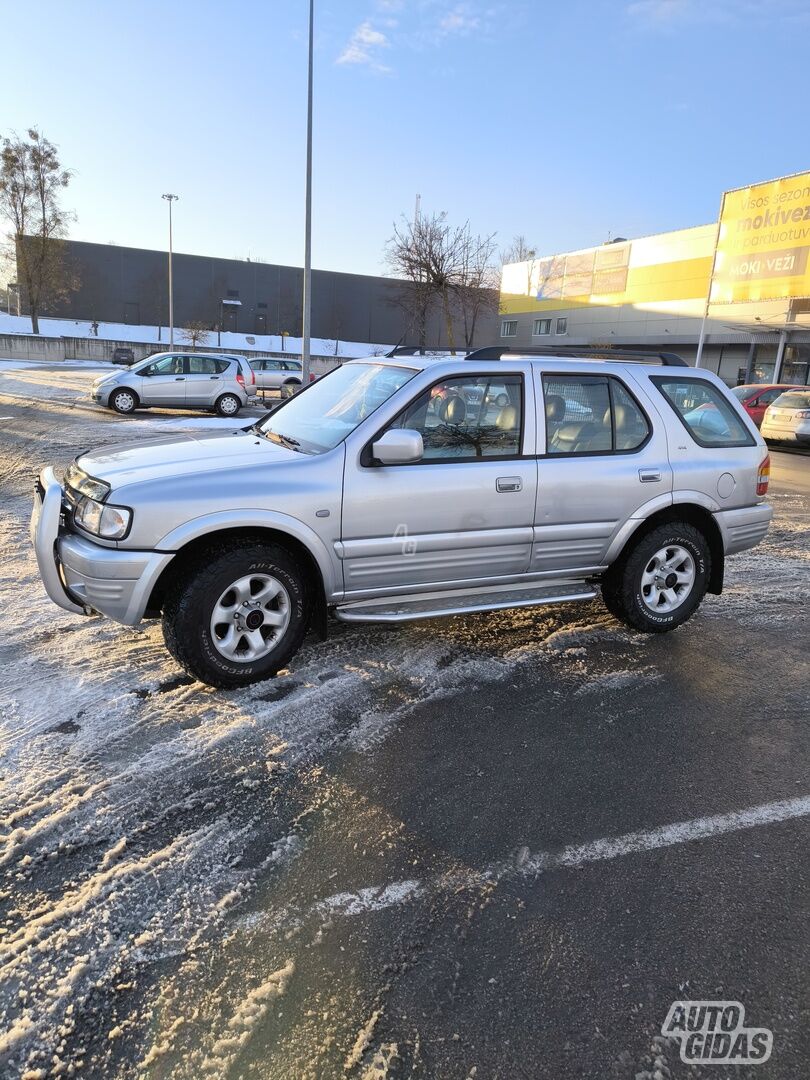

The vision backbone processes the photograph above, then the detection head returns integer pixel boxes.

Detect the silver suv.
[91,351,256,416]
[33,348,773,688]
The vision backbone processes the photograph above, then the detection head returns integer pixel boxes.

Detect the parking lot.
[0,361,808,1079]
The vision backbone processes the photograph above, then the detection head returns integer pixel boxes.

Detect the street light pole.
[162,194,179,347]
[301,0,314,383]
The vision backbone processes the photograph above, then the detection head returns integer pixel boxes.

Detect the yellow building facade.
[500,171,810,386]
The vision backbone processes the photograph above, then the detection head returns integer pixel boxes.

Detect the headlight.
[74,497,132,539]
[65,462,110,502]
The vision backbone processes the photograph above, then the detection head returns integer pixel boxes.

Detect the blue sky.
[4,0,810,277]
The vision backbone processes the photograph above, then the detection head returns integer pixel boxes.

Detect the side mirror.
[372,428,423,465]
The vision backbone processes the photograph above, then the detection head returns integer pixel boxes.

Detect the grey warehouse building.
[31,239,494,347]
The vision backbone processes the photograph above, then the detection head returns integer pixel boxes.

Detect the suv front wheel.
[601,522,710,633]
[162,542,311,687]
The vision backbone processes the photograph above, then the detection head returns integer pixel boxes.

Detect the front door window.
[386,374,523,460]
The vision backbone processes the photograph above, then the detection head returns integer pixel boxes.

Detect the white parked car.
[760,388,810,446]
[91,352,256,416]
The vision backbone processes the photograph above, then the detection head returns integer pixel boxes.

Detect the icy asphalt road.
[0,366,808,1079]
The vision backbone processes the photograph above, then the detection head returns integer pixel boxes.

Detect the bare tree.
[455,229,499,347]
[387,209,497,351]
[181,321,210,348]
[0,129,75,334]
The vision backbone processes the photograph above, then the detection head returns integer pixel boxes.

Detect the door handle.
[209,376,220,380]
[175,377,185,381]
[496,476,522,492]
[639,469,661,483]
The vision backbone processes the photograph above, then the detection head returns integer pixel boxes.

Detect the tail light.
[756,454,770,496]
[236,372,245,389]
[250,367,256,385]
[309,373,316,383]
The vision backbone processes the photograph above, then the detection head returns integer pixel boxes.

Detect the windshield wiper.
[264,430,301,451]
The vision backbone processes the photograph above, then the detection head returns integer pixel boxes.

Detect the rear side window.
[187,355,220,374]
[652,377,754,448]
[543,375,650,455]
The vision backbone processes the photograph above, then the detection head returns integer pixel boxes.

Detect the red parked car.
[730,383,805,428]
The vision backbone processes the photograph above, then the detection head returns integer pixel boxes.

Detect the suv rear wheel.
[162,542,311,688]
[601,522,710,633]
[215,393,241,417]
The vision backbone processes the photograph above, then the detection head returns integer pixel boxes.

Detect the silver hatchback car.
[91,351,256,416]
[33,347,772,688]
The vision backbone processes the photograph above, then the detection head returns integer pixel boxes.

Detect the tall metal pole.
[301,0,314,383]
[162,194,178,347]
[696,200,723,369]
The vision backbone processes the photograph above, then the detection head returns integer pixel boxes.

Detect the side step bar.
[335,581,597,624]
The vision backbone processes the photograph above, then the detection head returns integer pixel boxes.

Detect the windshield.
[255,362,416,453]
[730,386,749,400]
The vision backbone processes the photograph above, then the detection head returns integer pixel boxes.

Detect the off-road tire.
[162,542,311,688]
[215,393,242,417]
[110,388,138,414]
[601,522,710,633]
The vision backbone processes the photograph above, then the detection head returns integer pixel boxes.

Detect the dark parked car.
[111,347,135,366]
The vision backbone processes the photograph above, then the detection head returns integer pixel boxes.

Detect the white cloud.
[625,0,690,23]
[337,21,392,71]
[438,3,482,35]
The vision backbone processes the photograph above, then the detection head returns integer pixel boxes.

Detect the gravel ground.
[0,363,808,1079]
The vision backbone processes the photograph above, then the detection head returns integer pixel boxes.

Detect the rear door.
[339,367,538,594]
[532,369,672,572]
[185,355,227,406]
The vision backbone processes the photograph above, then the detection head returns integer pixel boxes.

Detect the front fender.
[154,509,341,600]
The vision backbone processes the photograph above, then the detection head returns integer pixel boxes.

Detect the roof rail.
[385,345,475,357]
[464,345,689,367]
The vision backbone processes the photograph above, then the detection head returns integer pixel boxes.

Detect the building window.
[501,320,518,337]
[555,318,567,335]
[533,319,551,336]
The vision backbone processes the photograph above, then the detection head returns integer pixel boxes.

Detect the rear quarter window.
[652,377,755,448]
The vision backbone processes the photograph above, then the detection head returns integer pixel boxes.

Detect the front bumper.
[714,502,773,556]
[31,468,173,625]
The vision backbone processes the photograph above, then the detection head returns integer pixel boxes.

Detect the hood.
[93,372,123,387]
[77,429,300,489]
